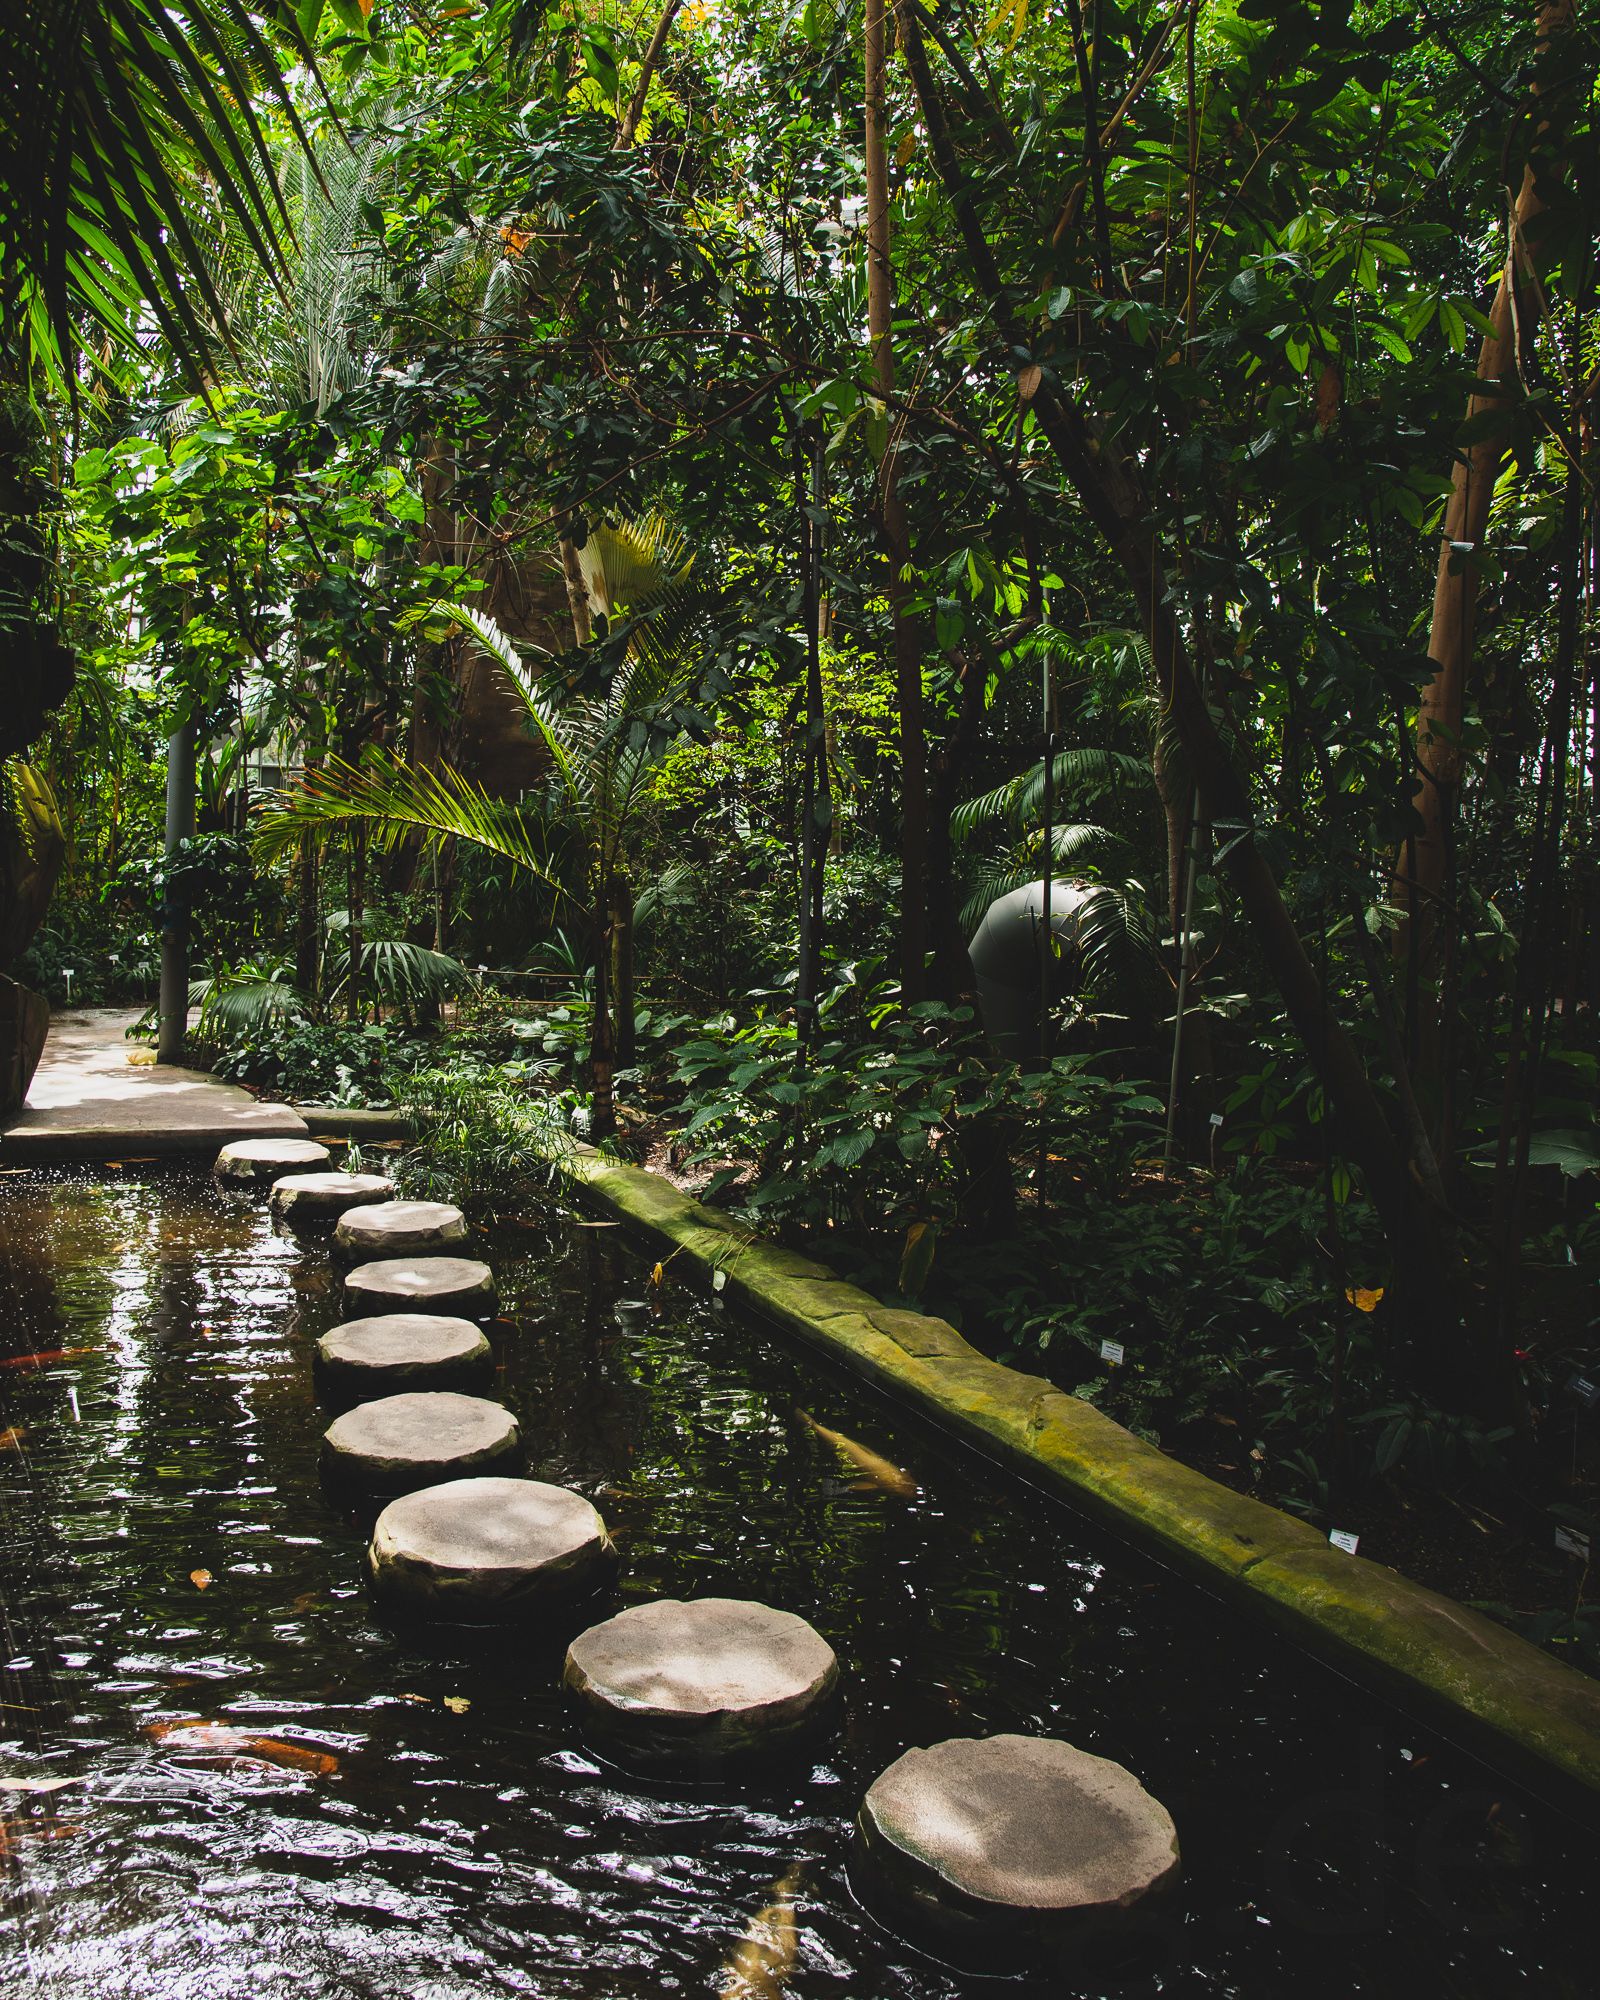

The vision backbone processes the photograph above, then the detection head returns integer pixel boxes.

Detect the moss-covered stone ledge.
[568,1147,1600,1814]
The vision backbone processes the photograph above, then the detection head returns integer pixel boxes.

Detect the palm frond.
[431,604,586,811]
[952,747,1150,842]
[634,861,698,928]
[252,747,568,899]
[2,1,321,391]
[958,824,1121,932]
[1074,880,1158,984]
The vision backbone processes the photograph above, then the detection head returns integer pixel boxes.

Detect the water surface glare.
[0,1165,1594,1996]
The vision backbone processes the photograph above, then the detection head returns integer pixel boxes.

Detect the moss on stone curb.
[569,1146,1600,1812]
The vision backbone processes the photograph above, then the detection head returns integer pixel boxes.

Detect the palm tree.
[254,527,717,1136]
[1,1,319,393]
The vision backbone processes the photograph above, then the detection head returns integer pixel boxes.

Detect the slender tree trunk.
[295,835,320,997]
[617,0,684,148]
[866,0,928,1000]
[559,535,594,646]
[795,429,830,1064]
[1398,0,1575,952]
[589,868,617,1139]
[612,869,636,1067]
[927,650,988,1000]
[347,826,365,1024]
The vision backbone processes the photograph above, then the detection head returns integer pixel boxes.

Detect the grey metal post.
[157,719,195,1064]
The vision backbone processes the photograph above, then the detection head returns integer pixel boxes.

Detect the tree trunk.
[558,533,594,647]
[1398,0,1575,953]
[589,872,617,1139]
[617,0,684,149]
[612,869,636,1067]
[347,826,365,1024]
[927,651,988,1001]
[866,0,929,1001]
[295,834,320,998]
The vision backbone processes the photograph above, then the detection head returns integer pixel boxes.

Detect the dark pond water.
[0,1164,1594,1998]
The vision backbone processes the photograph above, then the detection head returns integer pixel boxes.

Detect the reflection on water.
[0,1165,1594,1997]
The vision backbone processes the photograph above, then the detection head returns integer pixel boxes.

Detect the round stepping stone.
[343,1255,496,1317]
[563,1597,838,1771]
[368,1476,613,1621]
[855,1735,1179,1965]
[316,1313,493,1398]
[321,1390,520,1495]
[214,1136,331,1185]
[335,1198,469,1258]
[270,1170,394,1223]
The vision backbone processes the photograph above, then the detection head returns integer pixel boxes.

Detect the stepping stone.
[321,1390,520,1496]
[335,1198,469,1258]
[316,1313,493,1399]
[214,1136,331,1185]
[368,1476,613,1621]
[270,1170,394,1223]
[343,1255,496,1317]
[564,1597,838,1771]
[854,1735,1179,1966]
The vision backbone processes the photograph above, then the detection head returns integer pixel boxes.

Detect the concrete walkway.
[0,1008,307,1161]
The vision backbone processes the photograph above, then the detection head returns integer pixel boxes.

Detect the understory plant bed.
[662,1144,1600,1686]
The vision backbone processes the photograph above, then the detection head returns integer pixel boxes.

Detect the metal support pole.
[157,718,195,1064]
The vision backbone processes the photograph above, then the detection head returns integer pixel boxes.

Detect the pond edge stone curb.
[565,1144,1600,1816]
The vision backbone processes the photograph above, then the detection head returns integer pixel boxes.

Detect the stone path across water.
[241,1137,1180,1972]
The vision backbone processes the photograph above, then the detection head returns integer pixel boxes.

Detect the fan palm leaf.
[189,966,304,1041]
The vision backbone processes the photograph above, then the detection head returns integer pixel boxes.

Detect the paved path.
[0,1008,307,1161]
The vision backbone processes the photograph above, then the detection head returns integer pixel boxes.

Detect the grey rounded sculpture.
[564,1596,838,1772]
[321,1390,520,1496]
[335,1198,469,1258]
[316,1313,493,1399]
[270,1170,394,1223]
[368,1477,612,1622]
[342,1254,496,1317]
[967,878,1099,1065]
[854,1735,1179,1967]
[214,1136,331,1185]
